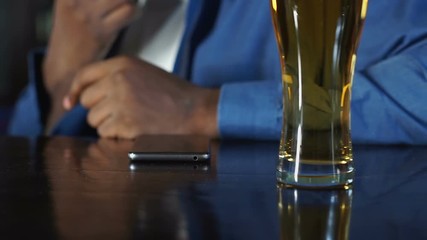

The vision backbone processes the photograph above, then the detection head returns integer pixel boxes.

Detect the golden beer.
[271,0,368,187]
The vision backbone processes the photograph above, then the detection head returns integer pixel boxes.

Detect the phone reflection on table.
[129,162,211,172]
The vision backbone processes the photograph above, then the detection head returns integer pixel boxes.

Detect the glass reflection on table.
[277,186,352,240]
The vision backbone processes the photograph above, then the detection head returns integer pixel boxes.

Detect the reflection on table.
[0,137,426,239]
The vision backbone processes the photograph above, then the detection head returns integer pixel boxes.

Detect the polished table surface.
[0,136,426,239]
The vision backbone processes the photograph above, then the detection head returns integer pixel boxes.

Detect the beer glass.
[278,185,353,240]
[271,0,368,187]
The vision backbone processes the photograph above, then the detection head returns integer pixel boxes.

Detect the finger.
[62,0,77,8]
[87,99,113,128]
[97,115,138,139]
[79,77,110,109]
[98,126,139,139]
[102,2,137,31]
[97,116,118,138]
[65,60,115,109]
[88,0,129,18]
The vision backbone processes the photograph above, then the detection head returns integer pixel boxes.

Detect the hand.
[44,0,136,92]
[63,56,220,139]
[43,0,137,133]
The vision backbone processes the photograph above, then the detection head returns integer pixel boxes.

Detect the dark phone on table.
[128,135,211,162]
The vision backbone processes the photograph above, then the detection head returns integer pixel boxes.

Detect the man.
[8,0,427,144]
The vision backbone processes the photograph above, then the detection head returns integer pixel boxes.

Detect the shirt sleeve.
[8,49,96,137]
[8,49,46,137]
[351,44,427,144]
[216,0,427,144]
[218,79,283,140]
[218,42,427,144]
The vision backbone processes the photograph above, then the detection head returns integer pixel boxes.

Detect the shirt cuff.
[218,80,282,140]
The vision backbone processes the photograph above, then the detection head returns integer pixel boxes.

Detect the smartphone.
[128,135,211,162]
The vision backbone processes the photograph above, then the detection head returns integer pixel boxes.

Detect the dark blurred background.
[0,0,53,133]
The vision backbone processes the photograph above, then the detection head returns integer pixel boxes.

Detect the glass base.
[276,169,354,189]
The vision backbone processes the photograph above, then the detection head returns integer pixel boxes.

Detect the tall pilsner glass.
[271,0,368,187]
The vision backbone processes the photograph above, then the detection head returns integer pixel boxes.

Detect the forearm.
[43,0,136,133]
[44,76,73,134]
[43,1,102,132]
[43,1,108,93]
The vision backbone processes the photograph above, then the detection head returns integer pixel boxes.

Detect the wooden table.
[0,136,425,239]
